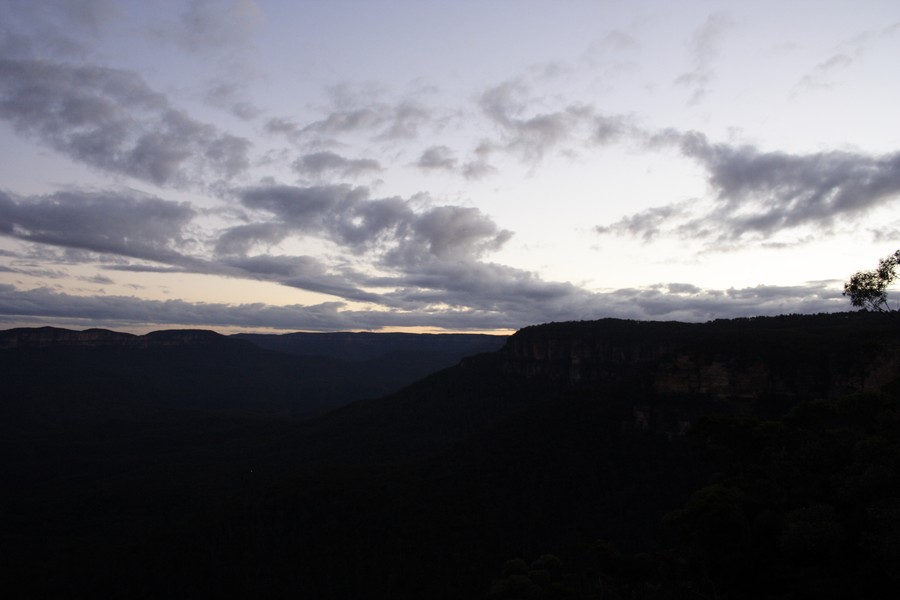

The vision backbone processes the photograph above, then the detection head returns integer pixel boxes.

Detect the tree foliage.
[843,249,900,311]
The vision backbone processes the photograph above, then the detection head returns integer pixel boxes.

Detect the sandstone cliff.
[496,313,900,424]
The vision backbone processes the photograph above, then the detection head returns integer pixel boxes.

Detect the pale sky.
[1,0,899,333]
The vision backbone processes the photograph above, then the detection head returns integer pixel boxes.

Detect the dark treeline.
[2,313,900,598]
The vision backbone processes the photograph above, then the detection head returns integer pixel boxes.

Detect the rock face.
[497,313,900,422]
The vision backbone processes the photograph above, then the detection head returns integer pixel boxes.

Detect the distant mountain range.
[0,326,506,423]
[3,313,900,599]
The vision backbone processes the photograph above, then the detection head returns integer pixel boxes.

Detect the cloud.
[598,131,900,245]
[595,201,694,241]
[0,57,251,186]
[479,81,596,161]
[292,151,382,179]
[796,21,900,92]
[0,0,116,59]
[204,80,261,120]
[673,11,733,104]
[416,146,457,171]
[277,97,433,143]
[235,183,512,262]
[168,0,262,54]
[213,222,290,255]
[220,254,380,303]
[0,279,847,333]
[478,80,630,164]
[0,189,198,265]
[462,141,499,180]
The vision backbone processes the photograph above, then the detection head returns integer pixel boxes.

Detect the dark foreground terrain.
[3,313,900,599]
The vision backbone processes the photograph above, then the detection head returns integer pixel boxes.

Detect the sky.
[1,0,899,334]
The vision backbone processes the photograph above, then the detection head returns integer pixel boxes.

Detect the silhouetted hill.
[3,313,900,599]
[234,330,506,403]
[0,327,505,429]
[233,330,505,361]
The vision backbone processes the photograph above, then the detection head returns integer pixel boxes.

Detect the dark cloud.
[416,146,457,170]
[0,58,251,186]
[80,273,115,285]
[0,189,197,265]
[104,264,190,273]
[598,131,900,245]
[220,254,380,303]
[408,206,512,261]
[214,222,290,255]
[292,151,382,179]
[235,184,512,262]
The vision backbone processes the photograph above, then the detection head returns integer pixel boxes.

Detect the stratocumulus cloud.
[0,189,196,264]
[0,281,846,332]
[0,1,897,333]
[597,131,900,245]
[0,58,250,186]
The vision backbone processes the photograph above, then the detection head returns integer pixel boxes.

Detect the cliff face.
[498,314,900,421]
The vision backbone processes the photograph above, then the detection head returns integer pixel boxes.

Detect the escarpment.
[496,313,900,424]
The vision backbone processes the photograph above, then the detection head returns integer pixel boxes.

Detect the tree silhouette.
[844,250,900,311]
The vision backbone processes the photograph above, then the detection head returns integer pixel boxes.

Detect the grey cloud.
[673,11,733,104]
[223,253,323,278]
[416,146,457,170]
[0,0,115,59]
[80,273,115,285]
[204,80,261,120]
[292,151,382,179]
[380,101,432,140]
[479,81,601,162]
[236,184,511,262]
[0,283,520,332]
[599,131,900,244]
[292,100,432,142]
[796,53,855,91]
[0,58,251,186]
[374,260,584,319]
[105,264,190,273]
[597,29,638,52]
[593,114,636,144]
[0,278,848,333]
[682,135,900,239]
[463,159,497,180]
[462,141,499,180]
[409,206,512,261]
[170,0,262,54]
[595,202,692,241]
[796,21,899,92]
[222,253,379,303]
[264,117,301,138]
[214,222,290,255]
[238,184,384,250]
[0,189,197,265]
